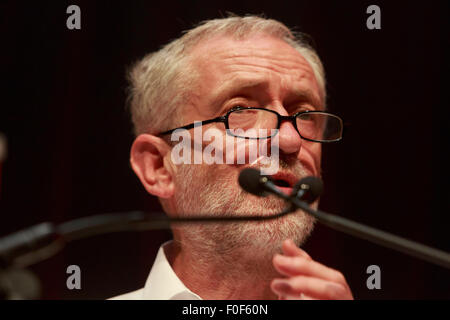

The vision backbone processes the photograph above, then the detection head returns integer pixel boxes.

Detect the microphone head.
[292,176,323,203]
[238,168,267,197]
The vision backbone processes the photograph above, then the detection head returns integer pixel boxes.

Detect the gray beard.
[171,162,316,267]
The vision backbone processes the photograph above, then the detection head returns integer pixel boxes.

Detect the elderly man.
[112,15,353,300]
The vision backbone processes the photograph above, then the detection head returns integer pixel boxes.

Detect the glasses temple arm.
[159,117,226,136]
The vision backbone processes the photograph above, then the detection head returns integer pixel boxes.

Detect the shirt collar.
[142,240,202,300]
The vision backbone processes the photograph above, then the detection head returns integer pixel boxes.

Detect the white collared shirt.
[109,241,202,300]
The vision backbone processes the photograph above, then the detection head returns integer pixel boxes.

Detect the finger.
[271,276,353,300]
[282,239,312,259]
[273,254,347,286]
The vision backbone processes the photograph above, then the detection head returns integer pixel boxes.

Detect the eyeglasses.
[159,106,343,143]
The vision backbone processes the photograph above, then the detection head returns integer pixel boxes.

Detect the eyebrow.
[209,78,269,110]
[209,77,324,113]
[287,88,324,111]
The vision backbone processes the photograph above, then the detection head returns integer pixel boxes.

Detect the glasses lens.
[296,112,343,142]
[228,109,278,138]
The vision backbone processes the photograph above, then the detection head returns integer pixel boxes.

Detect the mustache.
[247,152,312,180]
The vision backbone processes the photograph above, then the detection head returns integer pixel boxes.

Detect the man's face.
[169,34,323,256]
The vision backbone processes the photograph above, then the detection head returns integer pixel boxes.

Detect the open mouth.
[272,179,291,188]
[268,172,297,195]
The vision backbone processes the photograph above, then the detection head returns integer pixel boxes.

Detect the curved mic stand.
[2,174,448,299]
[0,207,300,299]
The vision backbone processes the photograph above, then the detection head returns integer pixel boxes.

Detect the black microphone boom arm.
[291,196,450,270]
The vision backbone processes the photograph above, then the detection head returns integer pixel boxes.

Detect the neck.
[166,237,280,300]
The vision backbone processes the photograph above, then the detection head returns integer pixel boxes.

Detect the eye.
[224,105,248,115]
[299,112,313,120]
[290,104,316,114]
[230,105,245,111]
[222,97,259,115]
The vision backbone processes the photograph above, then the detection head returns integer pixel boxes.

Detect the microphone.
[1,169,315,269]
[2,169,449,270]
[291,176,323,204]
[238,168,287,199]
[238,168,322,203]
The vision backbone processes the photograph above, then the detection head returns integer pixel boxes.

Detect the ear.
[130,134,175,198]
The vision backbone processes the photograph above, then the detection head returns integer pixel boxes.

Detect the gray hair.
[127,15,326,136]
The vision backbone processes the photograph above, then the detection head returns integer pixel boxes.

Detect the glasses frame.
[158,106,343,143]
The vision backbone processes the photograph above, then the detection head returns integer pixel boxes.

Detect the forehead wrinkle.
[186,35,323,117]
[220,50,313,76]
[190,35,315,83]
[216,61,321,109]
[193,34,314,74]
[223,60,317,101]
[223,60,322,110]
[214,50,319,95]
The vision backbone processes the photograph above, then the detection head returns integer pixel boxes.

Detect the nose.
[277,119,302,154]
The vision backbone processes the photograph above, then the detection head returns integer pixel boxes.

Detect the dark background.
[0,0,449,299]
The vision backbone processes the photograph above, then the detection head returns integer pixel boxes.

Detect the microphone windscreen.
[238,168,266,197]
[292,176,323,203]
